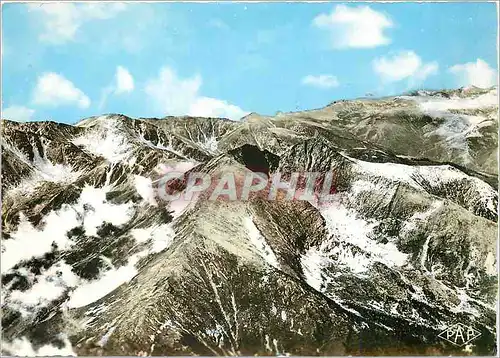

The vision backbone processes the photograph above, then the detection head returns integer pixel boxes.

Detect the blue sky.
[1,2,498,124]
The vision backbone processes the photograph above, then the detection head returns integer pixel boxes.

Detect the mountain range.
[1,86,498,356]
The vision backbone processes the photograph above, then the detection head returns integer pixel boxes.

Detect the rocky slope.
[1,86,498,356]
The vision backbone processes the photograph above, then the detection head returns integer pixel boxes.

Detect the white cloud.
[27,3,126,44]
[449,59,497,88]
[302,75,339,89]
[98,66,135,110]
[145,66,248,121]
[373,51,438,83]
[32,73,90,109]
[115,66,134,94]
[189,97,248,120]
[2,335,76,356]
[313,5,393,49]
[145,67,201,116]
[8,262,80,315]
[414,62,439,81]
[2,106,35,122]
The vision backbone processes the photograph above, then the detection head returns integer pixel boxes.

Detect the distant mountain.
[1,87,497,356]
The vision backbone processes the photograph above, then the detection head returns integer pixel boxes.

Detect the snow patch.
[153,161,200,219]
[321,202,408,268]
[484,252,497,276]
[31,140,81,183]
[4,140,82,195]
[403,88,498,155]
[7,262,79,317]
[301,246,335,291]
[351,159,418,188]
[1,211,79,274]
[134,175,158,206]
[131,223,176,254]
[401,201,443,235]
[412,88,497,112]
[351,158,497,214]
[280,310,287,321]
[79,186,135,237]
[417,166,497,213]
[67,224,175,308]
[154,160,198,176]
[330,243,372,274]
[2,335,76,356]
[2,184,139,323]
[244,217,279,269]
[451,287,481,317]
[98,326,117,347]
[72,115,132,163]
[137,134,188,159]
[198,135,219,154]
[66,261,138,309]
[350,179,378,196]
[301,199,408,289]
